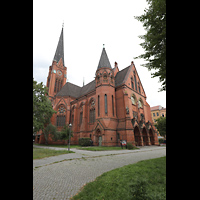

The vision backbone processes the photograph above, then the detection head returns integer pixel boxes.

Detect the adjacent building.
[150,105,166,123]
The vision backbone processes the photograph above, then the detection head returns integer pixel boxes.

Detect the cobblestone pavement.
[33,146,166,200]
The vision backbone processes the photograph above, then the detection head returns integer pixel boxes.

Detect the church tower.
[95,46,116,119]
[46,26,67,99]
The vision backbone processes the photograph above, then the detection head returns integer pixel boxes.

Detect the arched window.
[131,94,136,105]
[98,95,100,116]
[79,103,83,125]
[71,106,75,125]
[89,99,95,123]
[138,98,143,108]
[105,94,107,114]
[138,82,141,93]
[54,79,58,92]
[112,95,114,116]
[134,75,137,91]
[131,77,134,89]
[56,105,66,127]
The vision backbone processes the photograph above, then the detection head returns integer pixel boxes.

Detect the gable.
[124,63,146,97]
[54,97,68,110]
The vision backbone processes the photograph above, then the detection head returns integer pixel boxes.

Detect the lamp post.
[68,123,72,151]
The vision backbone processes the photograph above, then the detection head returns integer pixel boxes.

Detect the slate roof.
[56,80,96,98]
[97,48,112,69]
[115,65,131,87]
[55,47,132,99]
[53,27,64,66]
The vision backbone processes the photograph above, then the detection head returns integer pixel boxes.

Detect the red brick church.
[36,27,159,146]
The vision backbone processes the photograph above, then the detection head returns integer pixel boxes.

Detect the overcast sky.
[33,0,166,108]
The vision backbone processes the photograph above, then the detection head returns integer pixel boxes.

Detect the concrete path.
[33,145,166,200]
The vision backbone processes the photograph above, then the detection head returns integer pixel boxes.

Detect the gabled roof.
[97,48,112,69]
[115,65,131,87]
[56,80,96,98]
[56,82,81,98]
[53,27,64,66]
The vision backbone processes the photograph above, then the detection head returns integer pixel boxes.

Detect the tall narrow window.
[131,77,134,89]
[80,112,83,125]
[105,94,107,114]
[134,75,137,91]
[138,82,141,93]
[98,95,100,116]
[90,109,95,123]
[54,79,58,92]
[112,95,114,116]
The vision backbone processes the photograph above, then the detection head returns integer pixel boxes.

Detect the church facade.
[36,27,159,146]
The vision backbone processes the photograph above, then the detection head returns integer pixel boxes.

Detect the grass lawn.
[71,156,166,200]
[34,144,139,151]
[77,146,139,151]
[34,144,81,149]
[33,147,74,160]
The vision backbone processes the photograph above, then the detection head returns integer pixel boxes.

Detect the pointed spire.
[53,27,64,66]
[97,46,112,69]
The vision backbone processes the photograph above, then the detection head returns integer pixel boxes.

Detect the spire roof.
[53,27,64,66]
[97,47,112,69]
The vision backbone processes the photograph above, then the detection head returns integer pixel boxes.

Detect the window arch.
[56,105,66,127]
[89,98,95,123]
[79,102,84,125]
[71,105,75,125]
[134,75,137,91]
[138,82,141,93]
[138,98,143,108]
[131,93,137,105]
[131,77,134,89]
[105,94,107,114]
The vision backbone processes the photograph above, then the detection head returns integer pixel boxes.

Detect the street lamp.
[68,123,72,151]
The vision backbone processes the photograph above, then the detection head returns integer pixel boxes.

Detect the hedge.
[78,137,91,146]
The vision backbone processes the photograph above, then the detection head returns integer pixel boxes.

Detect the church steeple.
[97,46,112,69]
[53,27,64,66]
[46,26,67,99]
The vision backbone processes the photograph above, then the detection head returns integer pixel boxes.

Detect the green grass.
[34,144,139,151]
[77,146,139,151]
[71,156,166,200]
[33,147,74,160]
[34,144,81,149]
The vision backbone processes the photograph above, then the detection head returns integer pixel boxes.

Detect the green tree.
[43,123,57,145]
[33,78,56,134]
[60,124,73,142]
[155,116,166,137]
[134,0,166,91]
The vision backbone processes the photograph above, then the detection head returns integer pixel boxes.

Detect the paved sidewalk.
[33,145,166,199]
[33,145,165,168]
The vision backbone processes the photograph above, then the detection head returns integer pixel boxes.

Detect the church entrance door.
[134,126,141,146]
[149,129,154,145]
[99,136,102,146]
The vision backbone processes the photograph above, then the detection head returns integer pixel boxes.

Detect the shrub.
[127,142,134,150]
[159,138,164,144]
[79,137,91,146]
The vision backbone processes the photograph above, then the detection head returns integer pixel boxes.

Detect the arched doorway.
[134,126,141,146]
[149,128,154,145]
[95,129,102,146]
[142,127,148,146]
